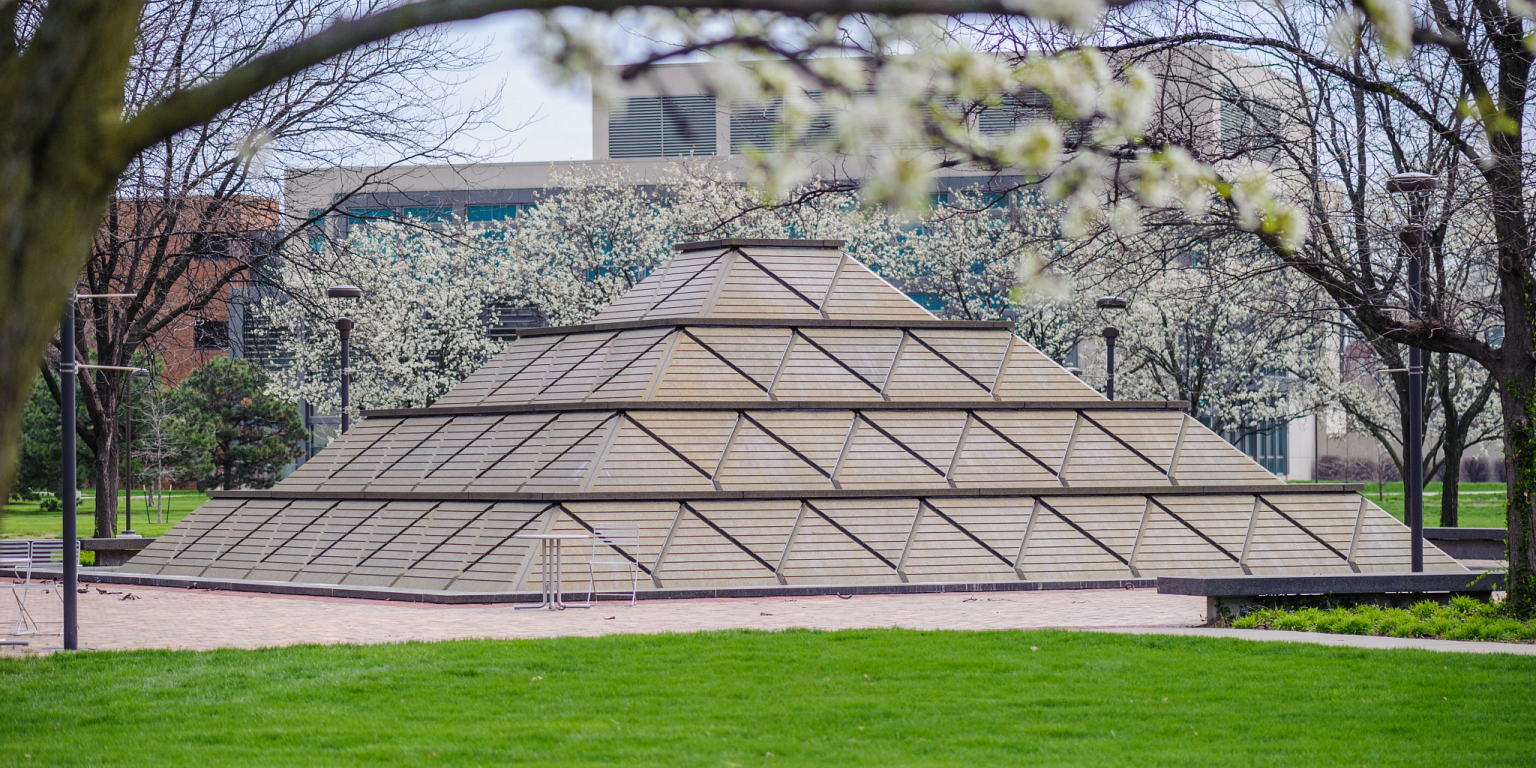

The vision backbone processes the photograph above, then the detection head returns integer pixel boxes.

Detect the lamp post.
[327,285,362,433]
[1097,296,1129,401]
[59,297,78,651]
[1387,171,1437,573]
[59,291,135,650]
[121,367,151,538]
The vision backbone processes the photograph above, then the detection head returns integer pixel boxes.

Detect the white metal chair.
[1,540,65,635]
[586,524,641,606]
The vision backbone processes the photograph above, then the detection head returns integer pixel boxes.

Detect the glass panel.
[401,206,452,222]
[466,204,519,222]
[348,207,395,222]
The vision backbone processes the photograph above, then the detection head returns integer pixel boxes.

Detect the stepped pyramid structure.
[120,239,1463,600]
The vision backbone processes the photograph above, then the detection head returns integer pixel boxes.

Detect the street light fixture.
[1386,171,1438,574]
[327,285,362,433]
[1096,296,1129,401]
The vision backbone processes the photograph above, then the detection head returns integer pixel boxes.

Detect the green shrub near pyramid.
[119,239,1464,597]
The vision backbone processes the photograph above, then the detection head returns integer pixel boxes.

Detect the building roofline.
[676,238,846,251]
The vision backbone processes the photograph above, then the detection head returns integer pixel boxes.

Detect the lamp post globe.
[1386,172,1438,573]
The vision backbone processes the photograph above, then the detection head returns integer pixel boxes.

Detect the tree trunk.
[1500,376,1536,619]
[1438,353,1461,528]
[1440,439,1461,528]
[91,433,119,538]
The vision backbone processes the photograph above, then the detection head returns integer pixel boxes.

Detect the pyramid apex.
[675,238,846,252]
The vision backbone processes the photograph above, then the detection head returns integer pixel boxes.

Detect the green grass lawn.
[0,630,1532,766]
[0,491,205,539]
[1291,481,1509,528]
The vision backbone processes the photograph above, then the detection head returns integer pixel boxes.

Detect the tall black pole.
[60,299,78,650]
[336,317,353,434]
[1387,171,1436,573]
[122,375,136,537]
[1103,326,1120,401]
[1404,224,1426,572]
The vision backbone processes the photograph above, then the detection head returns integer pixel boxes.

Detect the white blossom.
[259,220,514,414]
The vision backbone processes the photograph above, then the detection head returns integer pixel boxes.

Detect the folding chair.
[586,524,641,606]
[1,540,64,636]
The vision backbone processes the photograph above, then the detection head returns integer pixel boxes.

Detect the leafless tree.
[27,0,492,537]
[973,0,1534,608]
[0,0,1098,533]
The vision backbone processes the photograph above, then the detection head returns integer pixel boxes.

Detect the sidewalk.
[1087,626,1536,655]
[4,583,1530,656]
[7,584,1202,652]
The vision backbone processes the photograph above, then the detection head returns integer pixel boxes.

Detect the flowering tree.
[259,221,514,414]
[510,165,685,327]
[270,165,1329,464]
[857,189,1085,361]
[1104,255,1325,434]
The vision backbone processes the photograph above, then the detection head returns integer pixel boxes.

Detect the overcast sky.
[444,14,596,164]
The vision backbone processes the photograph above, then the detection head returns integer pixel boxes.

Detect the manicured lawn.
[1,630,1533,766]
[1291,481,1509,529]
[0,491,206,539]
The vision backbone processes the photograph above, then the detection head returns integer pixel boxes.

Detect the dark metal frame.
[364,399,1191,419]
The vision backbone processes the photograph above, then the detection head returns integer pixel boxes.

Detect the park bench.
[1423,528,1506,562]
[81,537,156,567]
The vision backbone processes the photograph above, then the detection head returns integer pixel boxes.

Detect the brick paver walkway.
[4,585,1205,652]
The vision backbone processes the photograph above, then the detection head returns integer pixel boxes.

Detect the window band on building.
[609,95,718,158]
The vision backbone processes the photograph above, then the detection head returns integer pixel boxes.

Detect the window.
[730,92,835,154]
[193,319,230,350]
[401,206,451,222]
[907,293,948,313]
[609,95,717,158]
[977,91,1088,148]
[1219,85,1284,162]
[1487,327,1505,349]
[1062,341,1080,369]
[241,313,290,369]
[198,234,234,260]
[1218,419,1288,475]
[485,304,544,341]
[467,204,520,222]
[307,209,327,254]
[347,207,395,223]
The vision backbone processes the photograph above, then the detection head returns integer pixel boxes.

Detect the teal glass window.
[467,204,519,222]
[402,206,451,222]
[307,209,326,253]
[348,207,395,223]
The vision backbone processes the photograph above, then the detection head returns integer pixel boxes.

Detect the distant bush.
[1232,594,1536,643]
[39,497,61,513]
[1315,456,1400,482]
[1462,456,1493,483]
